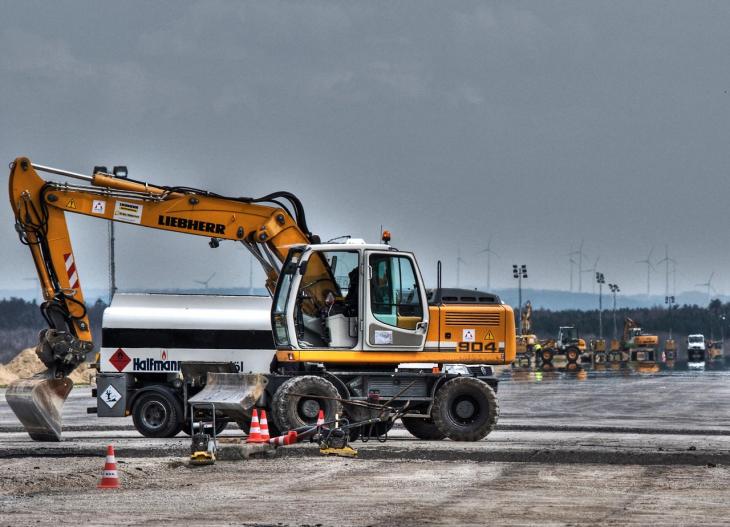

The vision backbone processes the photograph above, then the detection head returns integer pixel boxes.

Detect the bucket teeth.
[6,372,73,441]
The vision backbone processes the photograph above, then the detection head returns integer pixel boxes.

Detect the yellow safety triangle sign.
[485,330,494,340]
[66,199,77,209]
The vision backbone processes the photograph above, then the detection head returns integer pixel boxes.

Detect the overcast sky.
[1,1,729,297]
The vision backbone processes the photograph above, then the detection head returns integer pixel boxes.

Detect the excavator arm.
[7,157,324,440]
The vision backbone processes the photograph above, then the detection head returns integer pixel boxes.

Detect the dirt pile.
[5,347,44,378]
[0,364,18,385]
[1,347,95,385]
[68,362,95,385]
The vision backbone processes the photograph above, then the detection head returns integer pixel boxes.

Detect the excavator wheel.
[131,387,184,438]
[431,377,499,442]
[541,349,554,362]
[401,416,446,440]
[565,347,580,362]
[272,375,342,431]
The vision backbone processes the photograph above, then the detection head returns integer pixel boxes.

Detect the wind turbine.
[569,240,588,292]
[696,272,717,302]
[194,272,216,289]
[636,247,656,296]
[476,237,499,290]
[656,245,677,301]
[456,247,466,288]
[581,256,601,294]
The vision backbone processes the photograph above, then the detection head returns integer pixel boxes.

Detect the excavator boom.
[7,157,319,440]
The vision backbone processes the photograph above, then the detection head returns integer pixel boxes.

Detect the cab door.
[363,251,428,350]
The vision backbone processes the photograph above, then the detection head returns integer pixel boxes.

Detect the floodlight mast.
[596,272,606,339]
[513,264,528,333]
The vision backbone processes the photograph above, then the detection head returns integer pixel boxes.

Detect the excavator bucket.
[6,373,73,442]
[187,372,268,423]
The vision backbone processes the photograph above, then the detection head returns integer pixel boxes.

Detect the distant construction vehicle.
[513,301,539,369]
[687,334,706,365]
[616,318,659,372]
[537,326,586,372]
[706,339,724,368]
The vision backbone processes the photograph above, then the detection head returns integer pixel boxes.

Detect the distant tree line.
[529,299,730,341]
[0,297,106,363]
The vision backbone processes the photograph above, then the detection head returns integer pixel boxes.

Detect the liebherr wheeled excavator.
[7,157,515,442]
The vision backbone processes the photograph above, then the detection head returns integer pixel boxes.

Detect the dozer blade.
[6,373,73,442]
[187,373,268,423]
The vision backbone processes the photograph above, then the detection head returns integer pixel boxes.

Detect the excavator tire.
[272,375,342,432]
[541,349,554,362]
[131,387,184,438]
[401,416,446,440]
[432,377,498,442]
[566,347,580,362]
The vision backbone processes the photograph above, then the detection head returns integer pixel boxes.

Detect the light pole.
[513,264,528,332]
[596,272,605,339]
[665,295,675,339]
[609,283,620,340]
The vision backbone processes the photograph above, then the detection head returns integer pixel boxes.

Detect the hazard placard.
[463,328,476,342]
[66,199,77,209]
[101,385,122,408]
[485,330,495,340]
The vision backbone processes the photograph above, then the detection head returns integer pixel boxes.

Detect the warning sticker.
[113,201,143,224]
[101,385,122,408]
[92,200,106,214]
[374,330,393,345]
[485,330,495,340]
[66,199,77,209]
[463,329,476,342]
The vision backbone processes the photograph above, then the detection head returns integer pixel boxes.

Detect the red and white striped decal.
[63,253,80,289]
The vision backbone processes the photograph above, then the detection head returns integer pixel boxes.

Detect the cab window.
[369,254,423,329]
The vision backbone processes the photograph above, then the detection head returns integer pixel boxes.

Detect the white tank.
[99,293,274,374]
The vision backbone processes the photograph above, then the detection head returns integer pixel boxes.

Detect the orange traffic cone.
[259,410,271,442]
[246,408,264,443]
[316,409,325,427]
[97,444,120,489]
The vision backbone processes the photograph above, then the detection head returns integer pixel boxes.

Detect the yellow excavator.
[7,157,516,442]
[620,317,659,372]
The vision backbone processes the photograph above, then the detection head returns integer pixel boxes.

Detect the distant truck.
[686,334,706,365]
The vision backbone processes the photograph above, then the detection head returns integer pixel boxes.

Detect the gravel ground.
[2,370,730,525]
[1,456,729,526]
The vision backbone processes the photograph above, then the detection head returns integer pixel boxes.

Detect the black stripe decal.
[102,328,274,350]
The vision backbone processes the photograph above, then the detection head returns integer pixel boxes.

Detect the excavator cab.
[272,241,429,353]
